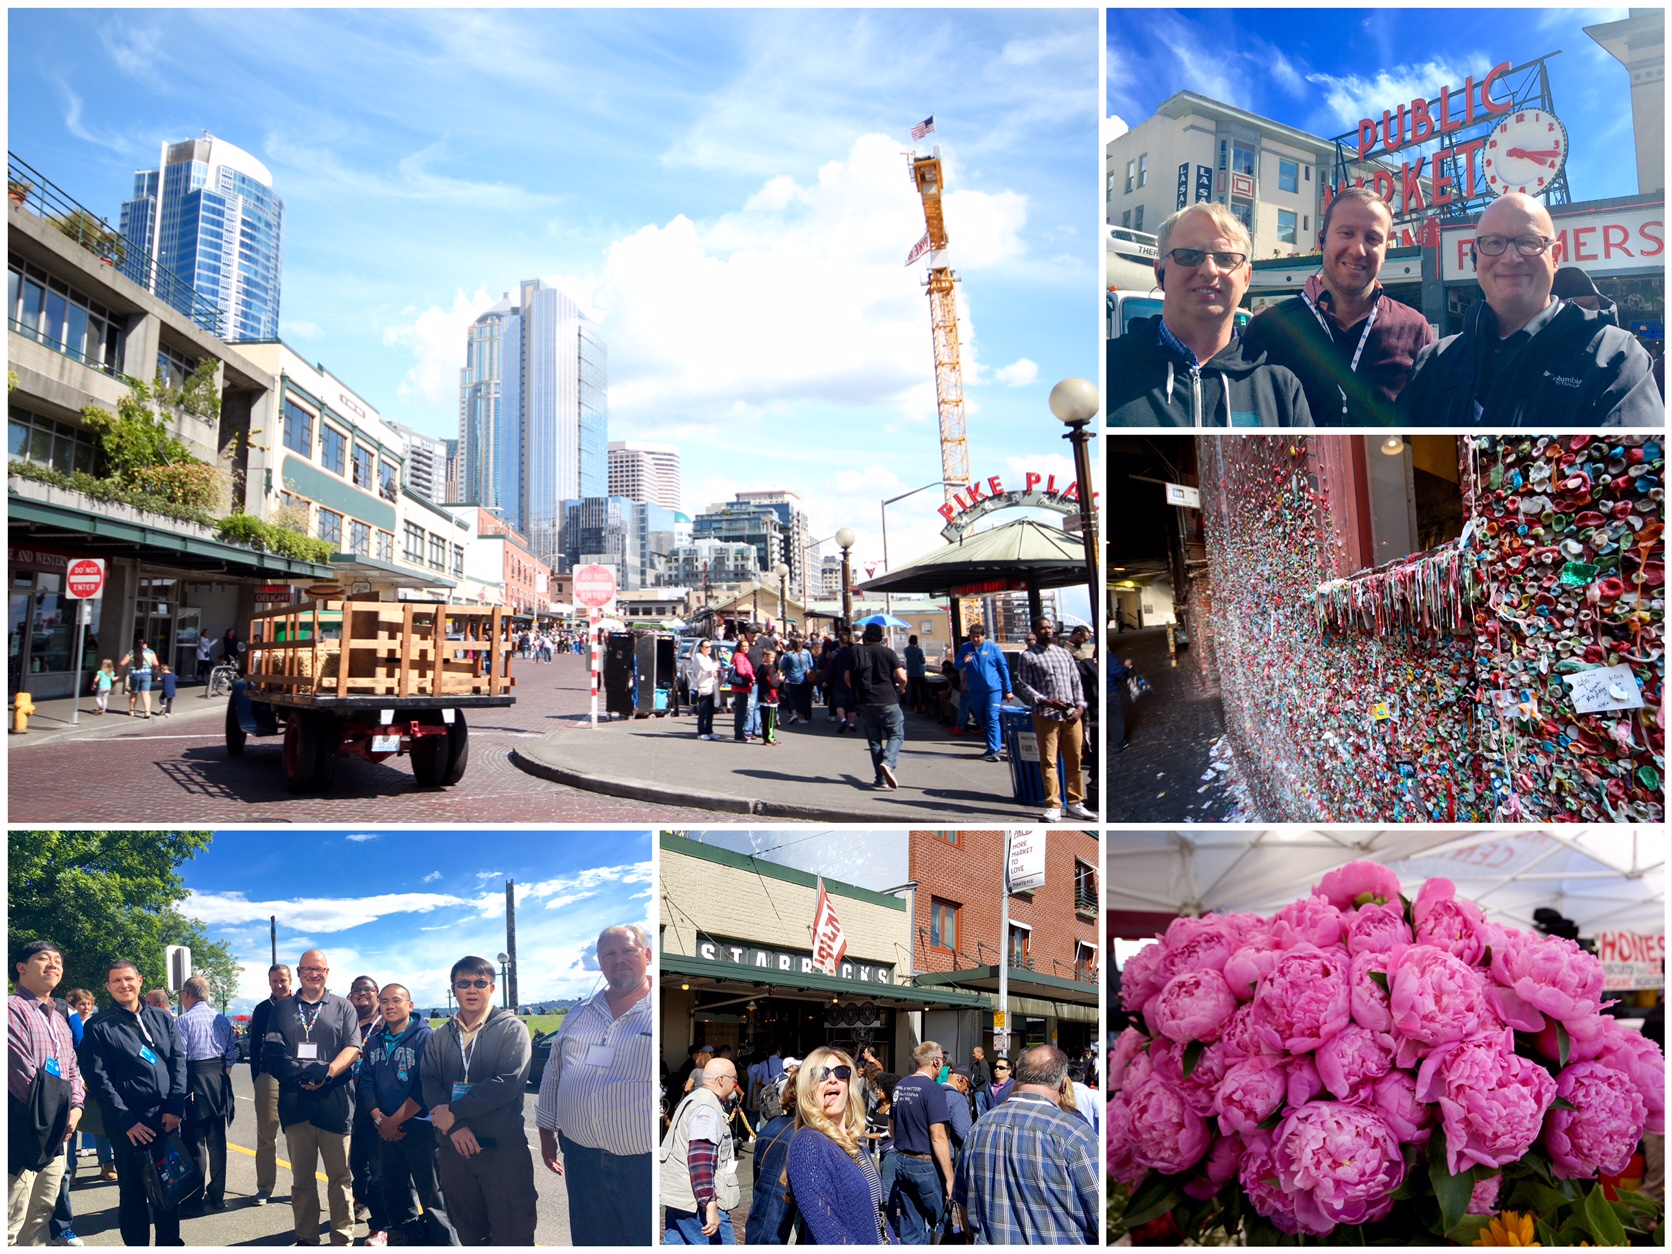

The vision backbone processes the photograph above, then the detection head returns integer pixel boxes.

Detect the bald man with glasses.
[659,1058,741,1244]
[1399,191,1660,427]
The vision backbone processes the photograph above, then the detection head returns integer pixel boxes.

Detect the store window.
[352,444,374,489]
[403,522,426,564]
[282,400,313,457]
[349,519,370,555]
[319,425,347,476]
[316,508,343,548]
[428,535,446,571]
[1074,859,1098,913]
[1278,209,1298,246]
[1279,158,1300,193]
[375,530,394,563]
[379,461,398,503]
[929,898,959,952]
[452,545,465,578]
[130,578,176,662]
[1008,924,1032,970]
[8,259,125,375]
[9,407,98,477]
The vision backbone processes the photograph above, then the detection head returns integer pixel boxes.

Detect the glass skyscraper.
[458,279,607,562]
[119,136,284,342]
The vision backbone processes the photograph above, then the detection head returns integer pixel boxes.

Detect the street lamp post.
[1049,378,1101,635]
[497,951,512,1010]
[774,562,790,631]
[835,527,857,631]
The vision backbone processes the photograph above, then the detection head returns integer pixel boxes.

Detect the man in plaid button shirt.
[1012,618,1094,821]
[8,939,84,1246]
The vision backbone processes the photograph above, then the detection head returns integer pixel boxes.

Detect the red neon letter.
[1410,97,1434,145]
[1571,226,1598,262]
[1463,75,1478,125]
[1601,224,1630,259]
[1640,220,1664,258]
[987,475,1004,499]
[1401,157,1427,213]
[1044,475,1059,494]
[1062,481,1080,503]
[938,502,957,524]
[1456,138,1487,195]
[1024,472,1041,493]
[1383,105,1407,152]
[1431,169,1454,206]
[1480,62,1512,115]
[1357,118,1378,160]
[965,479,985,503]
[1437,84,1464,134]
[1373,169,1396,204]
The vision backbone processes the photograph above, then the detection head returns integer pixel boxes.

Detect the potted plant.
[8,177,32,205]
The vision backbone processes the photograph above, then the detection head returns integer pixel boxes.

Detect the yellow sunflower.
[1475,1212,1539,1247]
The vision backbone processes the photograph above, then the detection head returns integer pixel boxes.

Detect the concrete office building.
[735,488,812,600]
[388,421,447,504]
[607,440,681,510]
[692,501,785,582]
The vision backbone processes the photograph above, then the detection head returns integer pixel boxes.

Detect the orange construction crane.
[909,147,970,505]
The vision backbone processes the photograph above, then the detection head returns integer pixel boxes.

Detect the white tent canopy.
[1109,829,1666,936]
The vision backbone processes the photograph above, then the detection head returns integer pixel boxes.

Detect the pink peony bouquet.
[1107,864,1666,1246]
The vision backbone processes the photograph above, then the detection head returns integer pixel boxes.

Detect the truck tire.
[411,712,468,788]
[310,712,341,792]
[282,716,319,792]
[438,712,469,786]
[225,699,246,755]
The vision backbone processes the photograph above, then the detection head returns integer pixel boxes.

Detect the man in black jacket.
[80,959,187,1247]
[247,963,292,1206]
[1399,191,1661,427]
[263,950,363,1246]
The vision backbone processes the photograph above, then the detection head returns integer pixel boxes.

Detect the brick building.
[906,830,1101,1065]
[658,834,987,1075]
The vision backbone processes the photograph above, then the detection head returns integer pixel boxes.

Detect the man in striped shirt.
[176,975,237,1214]
[951,1045,1099,1245]
[8,939,84,1247]
[536,925,654,1246]
[1012,618,1095,822]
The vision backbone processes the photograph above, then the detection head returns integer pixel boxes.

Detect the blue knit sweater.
[784,1127,892,1245]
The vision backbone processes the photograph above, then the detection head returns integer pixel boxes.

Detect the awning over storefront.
[329,552,456,591]
[914,965,1099,1022]
[856,518,1090,597]
[10,494,334,581]
[662,953,992,1011]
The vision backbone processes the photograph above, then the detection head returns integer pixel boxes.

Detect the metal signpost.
[572,564,617,727]
[64,558,106,725]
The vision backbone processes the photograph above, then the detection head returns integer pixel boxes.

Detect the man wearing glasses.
[658,1057,741,1244]
[1243,187,1434,427]
[1400,191,1660,426]
[1106,202,1313,427]
[261,950,363,1246]
[421,956,536,1245]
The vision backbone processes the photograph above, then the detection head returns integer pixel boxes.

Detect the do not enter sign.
[66,558,107,600]
[572,564,617,609]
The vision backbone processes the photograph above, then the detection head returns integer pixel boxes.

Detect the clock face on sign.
[1483,109,1569,196]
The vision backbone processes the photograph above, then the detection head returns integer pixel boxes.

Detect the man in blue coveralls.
[956,624,1013,763]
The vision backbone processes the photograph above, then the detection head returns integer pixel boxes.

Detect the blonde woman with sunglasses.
[784,1047,894,1243]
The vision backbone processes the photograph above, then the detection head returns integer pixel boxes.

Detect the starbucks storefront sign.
[694,938,895,988]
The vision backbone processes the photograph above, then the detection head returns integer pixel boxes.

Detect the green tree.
[7,831,214,1001]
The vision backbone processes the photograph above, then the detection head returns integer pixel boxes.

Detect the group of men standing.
[9,925,654,1248]
[1108,189,1662,427]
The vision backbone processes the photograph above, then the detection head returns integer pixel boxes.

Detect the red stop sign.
[572,564,616,608]
[66,558,106,599]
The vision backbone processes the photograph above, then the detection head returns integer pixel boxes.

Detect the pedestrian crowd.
[679,616,1097,821]
[512,628,590,662]
[7,926,653,1248]
[659,1040,1100,1245]
[1107,190,1663,428]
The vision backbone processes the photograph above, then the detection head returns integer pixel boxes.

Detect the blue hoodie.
[362,1017,433,1121]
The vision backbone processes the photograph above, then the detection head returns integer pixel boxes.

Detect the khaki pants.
[7,1155,67,1247]
[285,1122,353,1245]
[1032,713,1085,809]
[254,1072,282,1194]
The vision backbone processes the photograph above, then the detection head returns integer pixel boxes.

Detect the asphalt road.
[59,1066,575,1246]
[8,655,716,824]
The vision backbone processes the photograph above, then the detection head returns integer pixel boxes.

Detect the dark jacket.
[262,992,362,1135]
[1398,297,1662,427]
[363,1018,433,1121]
[248,997,279,1083]
[1107,316,1313,427]
[743,1114,798,1245]
[1242,287,1433,427]
[420,1009,531,1147]
[80,1004,188,1129]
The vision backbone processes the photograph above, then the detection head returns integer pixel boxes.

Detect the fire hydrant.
[11,691,36,734]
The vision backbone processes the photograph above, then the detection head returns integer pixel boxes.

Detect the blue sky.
[687,830,911,891]
[9,9,1099,598]
[1106,8,1639,205]
[184,830,651,1014]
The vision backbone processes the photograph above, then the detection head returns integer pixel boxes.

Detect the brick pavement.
[7,654,715,824]
[1107,627,1244,822]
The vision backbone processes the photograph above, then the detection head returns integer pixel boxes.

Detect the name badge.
[583,1044,615,1067]
[43,1057,62,1078]
[138,1046,159,1066]
[452,1082,470,1102]
[297,1043,320,1060]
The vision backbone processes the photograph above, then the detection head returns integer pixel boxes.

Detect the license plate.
[371,735,401,753]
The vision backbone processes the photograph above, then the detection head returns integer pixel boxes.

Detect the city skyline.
[10,8,1098,598]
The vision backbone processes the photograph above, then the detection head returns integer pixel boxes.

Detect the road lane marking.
[227,1140,329,1183]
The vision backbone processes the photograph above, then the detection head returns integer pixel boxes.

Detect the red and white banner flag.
[811,877,848,975]
[905,231,932,265]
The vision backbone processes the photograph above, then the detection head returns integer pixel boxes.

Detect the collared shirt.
[951,1092,1100,1245]
[7,990,84,1110]
[1013,643,1086,721]
[1156,316,1207,371]
[176,1001,237,1066]
[534,982,653,1155]
[1480,297,1563,401]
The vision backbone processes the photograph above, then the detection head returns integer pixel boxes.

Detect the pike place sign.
[693,938,897,987]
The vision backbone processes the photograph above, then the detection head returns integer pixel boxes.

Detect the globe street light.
[1049,377,1101,635]
[774,562,790,631]
[835,527,857,631]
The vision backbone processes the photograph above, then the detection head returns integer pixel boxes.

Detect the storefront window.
[282,400,313,456]
[375,530,394,562]
[317,509,343,548]
[349,519,370,555]
[319,425,347,476]
[428,535,446,571]
[130,578,175,662]
[404,522,425,563]
[930,898,959,951]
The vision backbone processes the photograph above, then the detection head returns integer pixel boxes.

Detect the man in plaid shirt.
[950,1045,1098,1245]
[1011,617,1094,821]
[8,939,84,1246]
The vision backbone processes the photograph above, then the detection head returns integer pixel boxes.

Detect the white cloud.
[993,358,1039,388]
[284,320,326,341]
[422,871,442,883]
[473,870,504,881]
[56,81,129,152]
[1271,52,1305,96]
[186,890,470,932]
[345,833,382,843]
[381,285,499,414]
[1305,58,1495,140]
[1102,115,1128,149]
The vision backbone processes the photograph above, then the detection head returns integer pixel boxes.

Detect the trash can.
[634,632,679,717]
[1001,705,1066,807]
[603,631,636,718]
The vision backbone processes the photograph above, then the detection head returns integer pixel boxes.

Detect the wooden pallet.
[244,601,516,700]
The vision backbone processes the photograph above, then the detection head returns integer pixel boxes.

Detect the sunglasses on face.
[453,979,492,990]
[808,1064,853,1083]
[994,1065,1011,1072]
[1164,247,1249,269]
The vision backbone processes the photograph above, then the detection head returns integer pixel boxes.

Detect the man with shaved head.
[361,983,452,1246]
[1400,191,1660,426]
[536,925,654,1245]
[262,949,362,1245]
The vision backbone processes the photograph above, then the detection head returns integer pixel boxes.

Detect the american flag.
[811,877,849,976]
[911,115,935,140]
[905,231,932,265]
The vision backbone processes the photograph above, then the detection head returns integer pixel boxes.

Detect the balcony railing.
[6,317,139,387]
[8,152,225,339]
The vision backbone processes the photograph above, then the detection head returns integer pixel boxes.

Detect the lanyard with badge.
[452,1027,479,1102]
[296,999,324,1061]
[133,1007,163,1069]
[1301,288,1378,418]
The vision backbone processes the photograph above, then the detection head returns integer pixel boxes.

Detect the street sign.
[573,564,617,609]
[993,1011,1007,1029]
[992,1031,1010,1054]
[1165,482,1201,509]
[1008,829,1046,893]
[65,557,106,600]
